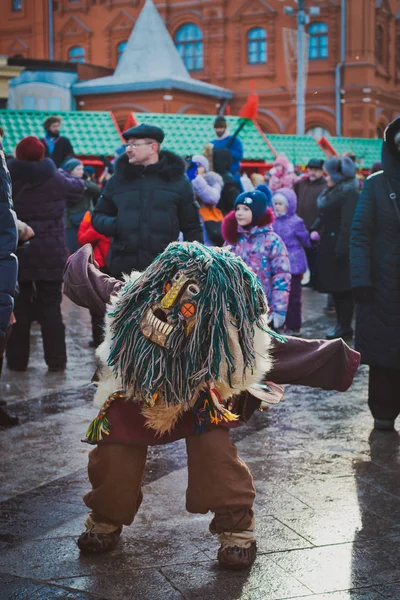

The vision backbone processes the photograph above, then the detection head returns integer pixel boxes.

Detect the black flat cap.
[122,124,165,143]
[307,158,324,169]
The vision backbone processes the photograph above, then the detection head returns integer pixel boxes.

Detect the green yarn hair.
[107,242,268,408]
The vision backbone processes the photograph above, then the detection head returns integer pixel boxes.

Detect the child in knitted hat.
[222,190,291,330]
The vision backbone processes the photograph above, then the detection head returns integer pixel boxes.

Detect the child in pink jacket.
[268,155,297,192]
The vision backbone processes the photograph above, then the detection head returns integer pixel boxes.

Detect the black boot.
[0,406,19,428]
[326,296,353,340]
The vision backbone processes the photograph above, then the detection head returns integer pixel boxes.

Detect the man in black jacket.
[41,116,74,168]
[92,124,203,278]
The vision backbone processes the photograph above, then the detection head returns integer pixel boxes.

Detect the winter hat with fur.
[234,190,269,224]
[16,137,45,162]
[324,156,356,184]
[192,155,210,172]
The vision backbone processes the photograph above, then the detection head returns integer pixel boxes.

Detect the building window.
[376,24,384,65]
[48,97,62,111]
[308,22,328,60]
[117,40,127,63]
[175,24,203,72]
[22,96,36,110]
[306,126,331,140]
[12,0,23,11]
[68,46,85,63]
[247,28,267,64]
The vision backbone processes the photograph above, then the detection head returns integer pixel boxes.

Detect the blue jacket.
[211,135,244,177]
[0,144,18,339]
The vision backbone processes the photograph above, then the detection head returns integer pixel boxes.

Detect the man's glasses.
[124,141,153,149]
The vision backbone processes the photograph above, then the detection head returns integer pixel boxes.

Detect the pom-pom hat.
[234,190,269,225]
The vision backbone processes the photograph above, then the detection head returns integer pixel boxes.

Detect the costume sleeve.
[268,236,291,317]
[91,178,118,238]
[0,145,18,339]
[335,188,359,259]
[268,336,360,392]
[192,174,221,206]
[63,245,124,315]
[179,179,204,243]
[350,178,374,288]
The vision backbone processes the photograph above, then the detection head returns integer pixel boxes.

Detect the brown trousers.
[84,427,255,533]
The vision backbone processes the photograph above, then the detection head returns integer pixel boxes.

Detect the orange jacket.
[77,211,111,268]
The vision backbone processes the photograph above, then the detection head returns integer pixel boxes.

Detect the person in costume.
[64,242,360,570]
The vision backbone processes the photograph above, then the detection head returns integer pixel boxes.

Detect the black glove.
[353,286,374,303]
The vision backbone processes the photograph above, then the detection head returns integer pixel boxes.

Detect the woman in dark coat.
[313,156,359,340]
[350,118,400,431]
[6,136,84,372]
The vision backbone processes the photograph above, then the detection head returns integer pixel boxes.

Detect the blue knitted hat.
[234,190,269,224]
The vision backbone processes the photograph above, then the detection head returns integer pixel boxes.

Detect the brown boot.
[218,541,257,570]
[217,531,257,570]
[77,515,122,554]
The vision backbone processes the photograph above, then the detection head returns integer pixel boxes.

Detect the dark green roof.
[134,113,382,167]
[326,136,382,169]
[0,110,122,156]
[134,113,276,161]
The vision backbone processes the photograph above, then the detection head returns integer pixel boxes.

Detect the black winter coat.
[8,158,85,282]
[350,118,400,369]
[92,150,203,278]
[0,145,17,339]
[41,136,74,169]
[314,179,359,293]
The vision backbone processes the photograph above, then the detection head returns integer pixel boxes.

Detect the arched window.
[175,24,203,72]
[308,22,328,60]
[247,28,267,64]
[68,46,85,63]
[12,0,23,11]
[376,24,384,65]
[117,40,127,63]
[306,126,331,140]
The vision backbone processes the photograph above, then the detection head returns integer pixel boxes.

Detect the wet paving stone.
[0,574,45,600]
[268,543,400,594]
[2,290,400,599]
[287,591,386,600]
[50,571,184,600]
[161,557,313,600]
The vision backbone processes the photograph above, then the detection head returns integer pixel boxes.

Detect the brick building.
[1,0,400,137]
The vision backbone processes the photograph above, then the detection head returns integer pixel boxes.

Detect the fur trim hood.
[272,187,297,217]
[273,155,291,173]
[203,170,224,187]
[114,149,186,183]
[222,208,275,244]
[8,157,57,184]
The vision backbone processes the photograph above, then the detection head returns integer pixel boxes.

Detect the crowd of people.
[1,113,400,434]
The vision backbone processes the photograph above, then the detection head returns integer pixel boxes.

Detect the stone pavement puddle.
[1,291,400,599]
